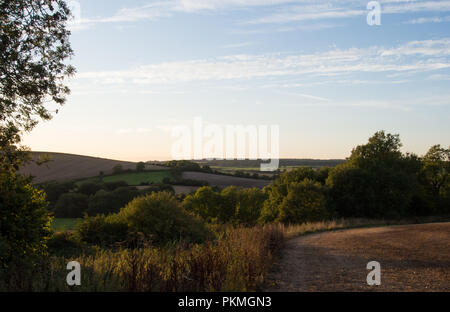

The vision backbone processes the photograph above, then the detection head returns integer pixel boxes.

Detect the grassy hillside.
[20,152,168,183]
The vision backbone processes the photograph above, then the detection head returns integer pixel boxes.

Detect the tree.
[259,167,327,223]
[0,0,74,284]
[183,187,222,222]
[136,162,146,172]
[234,188,267,226]
[54,193,89,218]
[277,179,329,224]
[419,145,450,214]
[327,131,421,218]
[78,181,104,196]
[0,172,52,274]
[112,192,208,246]
[113,164,124,175]
[421,145,449,197]
[1,0,75,137]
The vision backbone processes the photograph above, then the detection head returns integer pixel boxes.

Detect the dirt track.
[265,223,450,292]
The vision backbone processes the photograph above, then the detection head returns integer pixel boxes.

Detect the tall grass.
[3,224,284,292]
[4,217,439,292]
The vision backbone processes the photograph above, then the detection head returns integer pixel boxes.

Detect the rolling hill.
[20,152,168,183]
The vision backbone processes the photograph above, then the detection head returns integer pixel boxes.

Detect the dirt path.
[265,223,450,292]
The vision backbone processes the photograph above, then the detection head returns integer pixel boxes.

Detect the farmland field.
[100,171,173,185]
[20,152,168,183]
[265,222,450,292]
[51,218,78,232]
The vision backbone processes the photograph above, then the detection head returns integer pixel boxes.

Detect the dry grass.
[3,224,285,292]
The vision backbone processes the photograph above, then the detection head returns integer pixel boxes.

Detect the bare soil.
[265,223,450,292]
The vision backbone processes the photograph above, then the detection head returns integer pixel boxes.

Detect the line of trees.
[180,132,449,225]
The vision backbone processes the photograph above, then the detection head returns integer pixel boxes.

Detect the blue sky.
[23,0,450,161]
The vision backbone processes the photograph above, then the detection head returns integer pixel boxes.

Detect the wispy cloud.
[76,38,450,85]
[222,42,255,49]
[405,15,450,24]
[71,0,450,30]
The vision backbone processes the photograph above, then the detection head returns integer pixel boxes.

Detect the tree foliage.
[0,0,75,134]
[327,131,421,218]
[0,171,52,271]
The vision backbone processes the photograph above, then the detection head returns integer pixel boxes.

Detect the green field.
[102,171,172,185]
[51,218,78,232]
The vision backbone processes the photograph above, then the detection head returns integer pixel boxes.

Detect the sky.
[22,0,450,161]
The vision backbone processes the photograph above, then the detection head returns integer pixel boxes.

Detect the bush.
[103,181,129,191]
[277,179,330,224]
[136,162,146,172]
[39,181,75,206]
[113,164,124,175]
[47,232,94,258]
[113,192,208,246]
[54,193,89,218]
[0,171,52,276]
[76,215,129,247]
[183,186,267,225]
[78,182,104,196]
[86,187,140,216]
[183,187,223,222]
[77,192,208,247]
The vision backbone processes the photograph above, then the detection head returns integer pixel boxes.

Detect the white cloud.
[71,0,450,30]
[222,42,255,49]
[405,16,450,24]
[76,38,450,85]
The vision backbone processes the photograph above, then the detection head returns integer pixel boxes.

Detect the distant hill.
[20,152,168,183]
[192,159,346,169]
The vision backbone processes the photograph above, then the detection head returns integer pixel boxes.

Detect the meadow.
[51,218,78,232]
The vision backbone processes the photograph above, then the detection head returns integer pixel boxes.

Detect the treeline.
[40,180,174,218]
[69,131,449,250]
[193,159,346,169]
[182,132,449,225]
[163,159,273,180]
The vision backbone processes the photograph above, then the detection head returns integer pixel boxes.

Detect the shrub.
[113,192,208,246]
[46,231,94,258]
[0,171,52,278]
[113,164,124,175]
[183,187,222,222]
[277,179,330,224]
[136,162,146,172]
[103,181,129,191]
[86,187,140,216]
[233,188,267,226]
[39,181,75,206]
[76,215,129,247]
[78,182,104,196]
[54,193,89,218]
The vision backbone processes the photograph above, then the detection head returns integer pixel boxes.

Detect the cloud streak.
[71,0,450,30]
[75,38,450,85]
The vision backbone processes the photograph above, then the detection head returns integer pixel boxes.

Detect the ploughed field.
[265,223,450,292]
[20,152,168,183]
